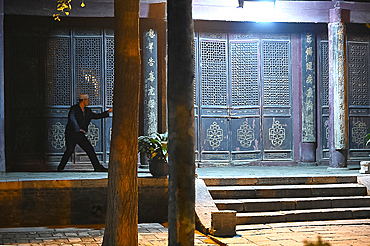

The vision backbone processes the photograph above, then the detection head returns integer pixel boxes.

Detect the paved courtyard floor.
[0,165,368,245]
[0,219,370,245]
[0,223,218,246]
[212,219,370,246]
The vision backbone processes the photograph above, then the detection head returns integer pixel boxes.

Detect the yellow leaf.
[65,12,69,16]
[81,1,85,7]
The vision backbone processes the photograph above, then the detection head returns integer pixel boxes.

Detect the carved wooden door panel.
[197,32,292,164]
[229,34,262,162]
[44,29,113,169]
[261,39,293,160]
[7,26,112,170]
[319,35,370,161]
[199,33,230,163]
[319,39,330,160]
[347,40,370,158]
[72,31,105,165]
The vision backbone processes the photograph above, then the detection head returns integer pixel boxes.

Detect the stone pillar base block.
[360,161,370,174]
[210,210,236,237]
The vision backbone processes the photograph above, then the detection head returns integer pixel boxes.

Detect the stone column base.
[360,161,370,174]
[210,210,236,237]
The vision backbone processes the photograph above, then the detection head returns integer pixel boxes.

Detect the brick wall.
[0,178,168,227]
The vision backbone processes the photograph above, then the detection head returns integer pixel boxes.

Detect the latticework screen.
[230,41,259,106]
[321,41,329,106]
[105,37,114,107]
[262,41,290,106]
[200,40,227,106]
[45,38,71,106]
[348,42,370,106]
[75,38,102,105]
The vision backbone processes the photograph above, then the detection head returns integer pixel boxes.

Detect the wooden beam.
[4,0,165,19]
[192,1,370,23]
[4,0,370,24]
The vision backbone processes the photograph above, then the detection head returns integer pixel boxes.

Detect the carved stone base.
[360,161,370,174]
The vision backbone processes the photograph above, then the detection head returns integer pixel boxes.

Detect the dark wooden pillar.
[328,8,350,168]
[300,33,316,163]
[0,0,4,172]
[167,0,195,244]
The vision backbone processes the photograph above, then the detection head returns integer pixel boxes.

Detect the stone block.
[242,199,295,212]
[214,200,243,212]
[332,197,370,208]
[284,209,352,222]
[295,198,331,210]
[210,210,236,237]
[208,188,256,199]
[352,208,370,219]
[360,161,370,174]
[237,212,286,224]
[256,187,311,198]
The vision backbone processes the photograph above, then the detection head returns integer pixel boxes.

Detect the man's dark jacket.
[66,104,109,135]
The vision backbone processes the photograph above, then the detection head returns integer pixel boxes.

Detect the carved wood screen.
[6,28,114,170]
[195,32,292,164]
[319,35,370,160]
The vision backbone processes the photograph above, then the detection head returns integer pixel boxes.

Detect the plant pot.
[149,159,168,178]
[139,152,150,169]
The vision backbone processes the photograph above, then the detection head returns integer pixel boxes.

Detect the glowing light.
[236,1,279,23]
[249,2,276,23]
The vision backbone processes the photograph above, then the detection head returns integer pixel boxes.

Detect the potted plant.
[361,132,370,174]
[366,132,370,146]
[138,132,168,177]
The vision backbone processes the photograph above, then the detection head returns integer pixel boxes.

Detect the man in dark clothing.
[57,94,113,171]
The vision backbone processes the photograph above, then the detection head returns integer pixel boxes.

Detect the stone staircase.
[203,176,370,225]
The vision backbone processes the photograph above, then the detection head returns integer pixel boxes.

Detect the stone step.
[215,196,370,212]
[208,183,367,199]
[203,176,358,186]
[236,207,370,225]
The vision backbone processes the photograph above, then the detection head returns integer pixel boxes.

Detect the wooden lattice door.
[6,28,114,170]
[196,32,292,164]
[45,29,114,169]
[319,35,370,161]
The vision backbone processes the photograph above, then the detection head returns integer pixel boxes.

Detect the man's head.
[79,93,90,106]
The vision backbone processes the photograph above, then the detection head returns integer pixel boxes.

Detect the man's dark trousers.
[58,131,101,170]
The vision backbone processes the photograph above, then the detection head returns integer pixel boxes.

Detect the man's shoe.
[57,166,64,172]
[94,165,108,172]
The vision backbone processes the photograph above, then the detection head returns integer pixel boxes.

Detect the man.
[57,94,113,171]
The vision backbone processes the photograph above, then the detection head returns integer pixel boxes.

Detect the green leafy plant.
[138,132,168,162]
[366,132,370,146]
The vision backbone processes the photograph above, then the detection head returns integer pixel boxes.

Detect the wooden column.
[167,0,195,244]
[328,8,350,168]
[300,33,316,163]
[0,0,4,172]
